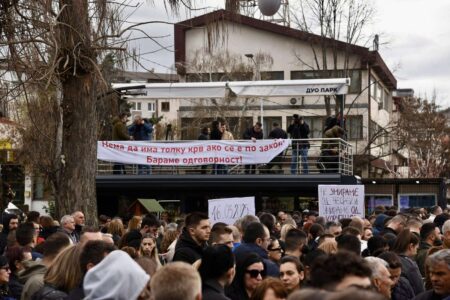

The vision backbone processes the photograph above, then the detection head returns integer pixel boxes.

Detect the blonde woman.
[33,245,82,297]
[127,216,142,232]
[139,234,161,269]
[107,219,125,246]
[280,224,296,242]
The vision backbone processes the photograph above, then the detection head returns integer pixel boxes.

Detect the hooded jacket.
[172,228,206,264]
[83,250,149,300]
[18,260,47,300]
[112,117,130,141]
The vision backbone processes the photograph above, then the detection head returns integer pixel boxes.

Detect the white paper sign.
[318,185,365,221]
[208,197,255,225]
[98,140,290,166]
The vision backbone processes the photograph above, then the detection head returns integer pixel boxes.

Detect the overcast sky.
[125,0,450,108]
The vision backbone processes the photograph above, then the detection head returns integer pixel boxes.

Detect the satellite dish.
[258,0,281,16]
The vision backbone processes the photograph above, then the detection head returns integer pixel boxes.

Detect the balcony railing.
[97,138,353,176]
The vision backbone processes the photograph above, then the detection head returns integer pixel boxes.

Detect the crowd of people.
[0,205,448,300]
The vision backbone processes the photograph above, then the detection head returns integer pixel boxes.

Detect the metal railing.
[97,138,353,176]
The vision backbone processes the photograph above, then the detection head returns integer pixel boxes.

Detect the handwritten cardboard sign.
[318,185,365,221]
[208,197,255,225]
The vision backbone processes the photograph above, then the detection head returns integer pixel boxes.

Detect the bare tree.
[395,97,450,178]
[290,0,375,116]
[0,0,225,220]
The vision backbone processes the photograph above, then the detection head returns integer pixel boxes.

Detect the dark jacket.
[392,276,415,300]
[413,290,449,300]
[8,273,23,299]
[287,122,310,148]
[128,122,153,141]
[56,228,78,244]
[416,241,433,277]
[0,214,17,255]
[243,127,263,140]
[39,227,58,240]
[198,133,209,140]
[31,285,68,300]
[268,127,287,139]
[398,254,425,296]
[210,128,223,140]
[233,243,279,277]
[202,279,230,300]
[112,117,130,141]
[18,260,47,300]
[172,228,206,264]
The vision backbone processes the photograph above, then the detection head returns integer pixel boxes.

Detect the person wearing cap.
[0,256,11,298]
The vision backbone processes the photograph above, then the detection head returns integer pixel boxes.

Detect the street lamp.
[244,53,264,131]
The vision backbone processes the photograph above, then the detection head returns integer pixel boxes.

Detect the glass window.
[130,102,136,110]
[347,116,363,140]
[398,194,436,212]
[137,102,141,110]
[260,71,284,80]
[161,102,170,112]
[365,195,393,214]
[147,103,155,112]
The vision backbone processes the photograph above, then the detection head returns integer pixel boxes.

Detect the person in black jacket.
[0,214,19,255]
[173,212,211,264]
[287,115,310,174]
[243,122,263,174]
[199,245,235,300]
[226,253,265,300]
[267,122,287,173]
[392,229,424,296]
[378,251,415,300]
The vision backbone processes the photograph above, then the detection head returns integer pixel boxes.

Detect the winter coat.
[31,285,67,300]
[416,241,433,277]
[392,276,415,300]
[287,122,310,148]
[202,279,231,300]
[413,290,449,300]
[243,127,263,140]
[128,122,153,141]
[233,243,279,277]
[268,127,287,139]
[112,117,130,141]
[18,261,47,300]
[172,228,207,264]
[398,254,425,296]
[320,125,345,153]
[8,273,23,299]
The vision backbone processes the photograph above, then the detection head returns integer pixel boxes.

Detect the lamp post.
[245,53,264,131]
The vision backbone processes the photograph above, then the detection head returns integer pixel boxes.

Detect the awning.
[228,78,349,97]
[136,199,165,213]
[111,78,350,99]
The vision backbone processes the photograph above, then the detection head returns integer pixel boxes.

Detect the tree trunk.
[55,0,98,223]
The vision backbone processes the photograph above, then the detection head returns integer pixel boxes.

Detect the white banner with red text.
[97,140,291,166]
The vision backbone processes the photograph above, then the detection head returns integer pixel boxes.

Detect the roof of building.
[113,70,179,83]
[174,9,397,90]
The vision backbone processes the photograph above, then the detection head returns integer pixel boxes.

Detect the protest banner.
[318,185,365,221]
[97,140,290,166]
[208,197,255,225]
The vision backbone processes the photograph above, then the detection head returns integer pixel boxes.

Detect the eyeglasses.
[268,247,283,252]
[245,269,265,279]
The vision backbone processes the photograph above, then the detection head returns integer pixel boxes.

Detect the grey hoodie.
[83,250,150,300]
[18,260,47,300]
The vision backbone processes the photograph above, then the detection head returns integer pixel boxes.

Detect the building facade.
[174,9,397,178]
